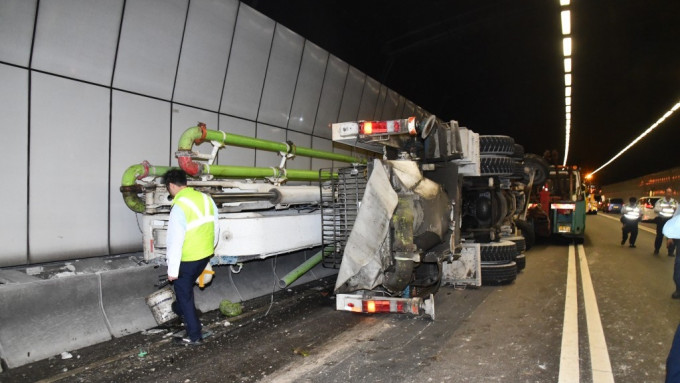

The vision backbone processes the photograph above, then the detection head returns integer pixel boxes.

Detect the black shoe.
[621,239,626,245]
[654,250,660,255]
[173,336,203,346]
[629,244,636,248]
[672,291,680,299]
[670,253,676,257]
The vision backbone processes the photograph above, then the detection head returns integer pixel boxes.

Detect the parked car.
[606,198,624,213]
[639,196,661,222]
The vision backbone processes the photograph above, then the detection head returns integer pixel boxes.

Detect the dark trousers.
[622,222,638,245]
[673,239,680,292]
[172,257,211,341]
[668,323,680,382]
[657,217,675,253]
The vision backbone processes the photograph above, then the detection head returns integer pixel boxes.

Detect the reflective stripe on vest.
[659,199,677,218]
[172,188,215,261]
[623,206,640,220]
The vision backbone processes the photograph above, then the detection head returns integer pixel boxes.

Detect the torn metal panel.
[442,242,481,287]
[334,160,398,293]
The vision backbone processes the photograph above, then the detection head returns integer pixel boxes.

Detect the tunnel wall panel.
[0,0,427,267]
[32,0,123,86]
[0,65,28,266]
[0,275,112,368]
[0,0,36,66]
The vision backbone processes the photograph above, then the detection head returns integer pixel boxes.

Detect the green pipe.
[179,125,365,164]
[278,250,324,288]
[120,162,174,213]
[206,164,335,181]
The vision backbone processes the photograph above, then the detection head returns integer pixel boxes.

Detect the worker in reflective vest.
[620,197,641,248]
[164,169,219,346]
[654,188,678,255]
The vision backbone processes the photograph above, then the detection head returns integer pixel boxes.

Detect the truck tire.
[479,135,515,155]
[522,153,550,185]
[480,241,518,262]
[515,253,526,272]
[480,156,515,176]
[515,219,535,250]
[502,235,526,253]
[481,261,517,285]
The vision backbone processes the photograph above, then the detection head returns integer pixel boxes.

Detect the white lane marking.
[559,244,580,383]
[578,244,615,383]
[596,213,656,234]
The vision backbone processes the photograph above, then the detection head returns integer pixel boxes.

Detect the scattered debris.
[138,350,148,358]
[60,352,73,360]
[142,329,166,335]
[219,299,243,317]
[292,347,309,357]
[223,320,232,327]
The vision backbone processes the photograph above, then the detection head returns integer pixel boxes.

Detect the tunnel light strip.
[588,100,680,177]
[560,3,572,165]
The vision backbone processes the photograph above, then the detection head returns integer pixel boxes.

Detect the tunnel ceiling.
[243,0,680,185]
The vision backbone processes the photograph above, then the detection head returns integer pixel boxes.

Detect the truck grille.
[320,165,367,268]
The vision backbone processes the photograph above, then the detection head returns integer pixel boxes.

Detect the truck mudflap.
[335,293,435,320]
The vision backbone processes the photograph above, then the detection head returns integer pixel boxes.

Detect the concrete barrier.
[99,265,161,337]
[0,274,112,368]
[0,250,339,369]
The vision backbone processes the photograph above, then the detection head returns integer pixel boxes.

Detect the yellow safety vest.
[172,187,215,261]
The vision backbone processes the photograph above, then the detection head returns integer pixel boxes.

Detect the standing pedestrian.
[164,169,220,345]
[621,197,641,248]
[654,188,678,255]
[663,204,680,299]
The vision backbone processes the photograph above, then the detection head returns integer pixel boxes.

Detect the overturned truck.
[122,117,547,319]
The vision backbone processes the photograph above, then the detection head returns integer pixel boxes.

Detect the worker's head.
[666,188,673,198]
[629,197,636,204]
[163,169,188,197]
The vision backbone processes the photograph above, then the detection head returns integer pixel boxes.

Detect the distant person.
[164,169,219,346]
[654,188,678,255]
[621,197,641,248]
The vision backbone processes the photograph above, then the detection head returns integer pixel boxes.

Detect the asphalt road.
[3,214,680,383]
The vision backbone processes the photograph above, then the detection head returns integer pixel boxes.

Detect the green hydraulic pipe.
[206,164,335,181]
[120,162,175,213]
[178,124,365,165]
[278,250,324,288]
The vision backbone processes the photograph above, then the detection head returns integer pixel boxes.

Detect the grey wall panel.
[286,130,312,170]
[357,76,380,121]
[285,130,312,185]
[313,55,348,138]
[288,41,328,134]
[113,0,188,99]
[311,137,333,172]
[337,67,365,123]
[218,115,256,167]
[220,5,275,120]
[374,84,387,120]
[32,0,123,85]
[170,105,218,166]
[110,92,171,254]
[0,0,36,66]
[332,142,356,169]
[0,65,28,266]
[29,74,109,262]
[257,24,304,128]
[173,0,238,110]
[382,89,399,120]
[404,100,416,117]
[255,123,285,168]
